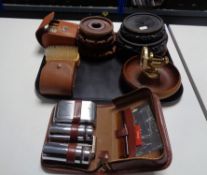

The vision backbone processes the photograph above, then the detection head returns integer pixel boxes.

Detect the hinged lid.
[36,12,55,46]
[35,12,79,47]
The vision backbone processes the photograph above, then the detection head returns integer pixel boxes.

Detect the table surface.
[169,25,207,119]
[0,18,207,175]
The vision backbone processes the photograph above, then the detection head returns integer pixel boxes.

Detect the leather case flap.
[39,60,76,96]
[36,12,79,47]
[36,12,55,46]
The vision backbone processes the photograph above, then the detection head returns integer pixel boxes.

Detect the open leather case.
[41,88,172,174]
[35,12,80,97]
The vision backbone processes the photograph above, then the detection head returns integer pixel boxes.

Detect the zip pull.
[98,151,113,173]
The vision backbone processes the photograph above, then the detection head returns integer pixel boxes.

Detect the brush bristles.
[45,46,79,62]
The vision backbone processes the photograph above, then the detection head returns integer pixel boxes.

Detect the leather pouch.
[36,12,79,47]
[36,12,80,97]
[39,60,77,96]
[41,88,172,174]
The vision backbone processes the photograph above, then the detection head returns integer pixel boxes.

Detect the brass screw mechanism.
[140,47,169,79]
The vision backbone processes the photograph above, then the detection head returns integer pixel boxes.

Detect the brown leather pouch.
[36,12,79,47]
[41,88,171,174]
[39,60,77,96]
[36,13,80,97]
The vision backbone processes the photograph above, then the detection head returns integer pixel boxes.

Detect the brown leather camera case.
[41,88,172,174]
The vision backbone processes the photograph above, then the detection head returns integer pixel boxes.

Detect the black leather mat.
[73,57,126,102]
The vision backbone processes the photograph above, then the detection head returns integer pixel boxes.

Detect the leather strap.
[72,101,82,124]
[69,124,79,141]
[116,127,128,138]
[66,144,77,163]
[122,109,136,157]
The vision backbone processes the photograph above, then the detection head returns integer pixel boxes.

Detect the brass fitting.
[140,47,169,79]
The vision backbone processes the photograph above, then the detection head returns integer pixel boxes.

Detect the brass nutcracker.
[140,47,169,79]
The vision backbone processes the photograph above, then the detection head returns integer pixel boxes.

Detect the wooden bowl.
[122,56,181,100]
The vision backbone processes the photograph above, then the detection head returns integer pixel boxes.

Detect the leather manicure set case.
[42,88,172,174]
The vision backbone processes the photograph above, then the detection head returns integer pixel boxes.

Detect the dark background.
[2,1,207,25]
